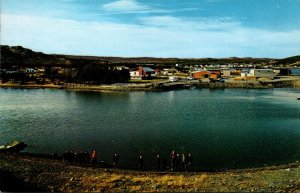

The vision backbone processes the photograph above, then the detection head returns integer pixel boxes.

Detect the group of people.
[138,151,193,172]
[63,149,193,172]
[62,150,120,167]
[169,150,193,171]
[62,150,91,166]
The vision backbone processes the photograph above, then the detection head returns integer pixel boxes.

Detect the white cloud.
[102,0,151,13]
[1,14,300,58]
[100,1,203,15]
[139,16,241,31]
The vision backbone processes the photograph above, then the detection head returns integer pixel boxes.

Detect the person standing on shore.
[176,153,181,171]
[170,150,176,171]
[91,150,97,165]
[156,154,161,171]
[113,153,119,168]
[138,154,144,170]
[181,153,186,171]
[186,153,193,171]
[84,151,90,166]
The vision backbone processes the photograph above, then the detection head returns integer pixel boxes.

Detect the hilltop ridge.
[1,45,299,68]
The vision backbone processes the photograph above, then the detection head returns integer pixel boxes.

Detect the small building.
[192,71,211,79]
[274,68,291,76]
[249,69,274,79]
[231,69,241,76]
[221,69,231,77]
[169,76,178,82]
[192,70,220,80]
[162,68,178,76]
[5,69,18,74]
[241,72,253,78]
[130,66,155,80]
[154,68,162,76]
[209,70,221,79]
[114,66,129,71]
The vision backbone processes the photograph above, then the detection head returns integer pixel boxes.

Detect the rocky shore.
[0,153,299,192]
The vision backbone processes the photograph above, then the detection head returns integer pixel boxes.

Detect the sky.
[1,0,300,58]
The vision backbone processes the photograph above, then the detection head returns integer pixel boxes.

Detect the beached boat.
[0,140,27,153]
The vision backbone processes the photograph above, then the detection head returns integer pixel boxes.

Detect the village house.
[209,70,221,78]
[191,71,209,79]
[220,69,232,77]
[162,68,179,76]
[192,70,221,80]
[130,66,155,80]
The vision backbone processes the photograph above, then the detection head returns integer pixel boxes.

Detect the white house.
[130,66,155,80]
[249,69,274,79]
[162,68,178,76]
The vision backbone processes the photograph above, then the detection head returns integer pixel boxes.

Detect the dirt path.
[0,154,299,192]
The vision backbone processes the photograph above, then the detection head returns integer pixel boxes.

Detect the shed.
[249,69,274,79]
[192,71,211,79]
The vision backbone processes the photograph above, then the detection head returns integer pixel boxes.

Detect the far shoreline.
[1,77,300,92]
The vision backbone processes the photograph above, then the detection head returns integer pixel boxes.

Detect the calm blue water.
[291,68,300,75]
[0,88,300,170]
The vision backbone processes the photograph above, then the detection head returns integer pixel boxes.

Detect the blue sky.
[1,0,300,58]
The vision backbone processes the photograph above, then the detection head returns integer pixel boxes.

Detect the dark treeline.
[1,66,130,84]
[74,64,130,84]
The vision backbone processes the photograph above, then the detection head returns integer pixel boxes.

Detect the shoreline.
[1,77,300,92]
[1,153,299,192]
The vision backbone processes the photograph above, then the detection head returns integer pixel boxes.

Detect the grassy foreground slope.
[0,154,299,192]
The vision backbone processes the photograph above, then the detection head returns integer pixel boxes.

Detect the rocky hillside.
[2,45,299,69]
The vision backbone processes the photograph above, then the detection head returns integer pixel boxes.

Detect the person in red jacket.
[91,150,97,165]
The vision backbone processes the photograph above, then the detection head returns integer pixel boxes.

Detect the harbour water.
[0,88,299,170]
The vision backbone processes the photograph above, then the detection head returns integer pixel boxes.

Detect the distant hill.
[0,45,108,69]
[276,55,300,65]
[1,45,299,68]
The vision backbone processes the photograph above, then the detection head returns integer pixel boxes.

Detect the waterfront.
[0,88,299,170]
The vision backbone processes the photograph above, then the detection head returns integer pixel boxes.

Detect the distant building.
[192,71,210,79]
[114,66,129,71]
[274,68,291,76]
[162,68,178,76]
[249,69,274,79]
[209,70,221,78]
[192,70,220,80]
[5,69,18,74]
[220,69,231,77]
[130,66,155,80]
[169,76,178,82]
